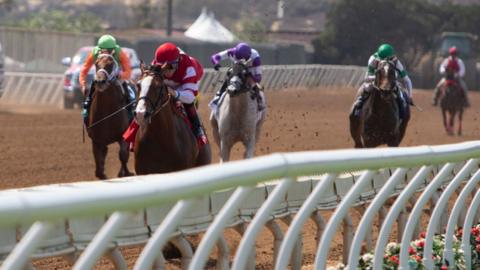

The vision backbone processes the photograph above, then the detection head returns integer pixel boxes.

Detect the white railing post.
[315,170,376,269]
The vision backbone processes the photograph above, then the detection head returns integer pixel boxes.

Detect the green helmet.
[97,35,117,49]
[377,43,394,59]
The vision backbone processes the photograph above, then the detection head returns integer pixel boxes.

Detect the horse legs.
[219,140,231,163]
[349,112,363,148]
[92,141,108,180]
[243,138,256,159]
[450,111,456,136]
[458,110,463,136]
[117,140,133,177]
[442,109,452,136]
[195,143,212,166]
[209,113,221,147]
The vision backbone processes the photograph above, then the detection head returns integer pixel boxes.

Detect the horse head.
[135,63,170,126]
[226,60,251,96]
[93,53,119,92]
[373,60,397,99]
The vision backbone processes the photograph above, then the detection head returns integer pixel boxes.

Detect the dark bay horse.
[350,60,409,148]
[210,61,266,162]
[438,68,465,136]
[86,54,133,179]
[134,65,211,174]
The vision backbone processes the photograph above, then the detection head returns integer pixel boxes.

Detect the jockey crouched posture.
[350,43,413,121]
[432,46,470,107]
[209,42,264,111]
[151,42,208,145]
[80,34,136,123]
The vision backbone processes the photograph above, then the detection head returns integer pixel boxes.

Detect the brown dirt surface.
[1,87,479,269]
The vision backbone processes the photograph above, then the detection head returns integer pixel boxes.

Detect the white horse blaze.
[135,76,153,124]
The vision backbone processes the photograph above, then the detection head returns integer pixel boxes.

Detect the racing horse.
[86,53,133,179]
[350,60,409,148]
[438,67,465,136]
[133,64,211,174]
[209,60,266,162]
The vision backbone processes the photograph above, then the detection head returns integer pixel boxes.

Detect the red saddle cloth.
[122,120,139,152]
[121,104,207,152]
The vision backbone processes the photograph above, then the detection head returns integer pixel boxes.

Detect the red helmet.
[153,42,180,65]
[449,46,457,56]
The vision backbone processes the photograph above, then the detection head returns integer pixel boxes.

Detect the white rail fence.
[0,65,366,108]
[1,141,480,269]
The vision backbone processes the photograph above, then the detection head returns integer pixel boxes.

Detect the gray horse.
[209,62,266,162]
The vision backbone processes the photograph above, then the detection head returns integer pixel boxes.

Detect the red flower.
[441,265,448,270]
[476,244,480,252]
[414,255,422,262]
[389,255,399,265]
[476,236,480,242]
[417,240,425,248]
[472,227,479,236]
[419,231,426,238]
[457,228,463,237]
[409,246,417,255]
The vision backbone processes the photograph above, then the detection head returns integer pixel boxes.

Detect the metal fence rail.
[0,64,366,108]
[1,141,480,269]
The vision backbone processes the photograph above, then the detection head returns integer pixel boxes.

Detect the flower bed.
[327,227,475,270]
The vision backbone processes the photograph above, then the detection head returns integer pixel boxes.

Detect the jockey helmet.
[449,46,457,56]
[97,35,117,49]
[234,42,252,60]
[154,42,180,65]
[377,44,395,59]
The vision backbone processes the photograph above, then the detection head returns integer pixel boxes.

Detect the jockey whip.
[410,101,423,112]
[413,104,423,112]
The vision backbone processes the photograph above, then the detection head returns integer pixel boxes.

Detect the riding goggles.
[158,58,179,70]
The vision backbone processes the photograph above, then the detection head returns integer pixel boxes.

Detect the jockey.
[432,46,470,107]
[350,43,413,120]
[209,42,264,110]
[80,34,136,122]
[151,42,208,145]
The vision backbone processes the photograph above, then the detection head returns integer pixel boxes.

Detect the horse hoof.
[118,171,134,177]
[96,174,107,180]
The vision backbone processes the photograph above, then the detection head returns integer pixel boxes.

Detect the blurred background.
[1,0,480,89]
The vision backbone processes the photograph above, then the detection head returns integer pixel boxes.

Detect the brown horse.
[350,60,409,148]
[439,68,465,136]
[133,64,211,174]
[86,54,133,179]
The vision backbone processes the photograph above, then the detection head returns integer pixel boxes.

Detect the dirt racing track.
[1,87,480,269]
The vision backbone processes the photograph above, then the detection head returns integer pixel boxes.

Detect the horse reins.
[137,88,171,121]
[85,99,136,130]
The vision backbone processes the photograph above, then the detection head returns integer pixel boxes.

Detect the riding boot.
[432,86,440,106]
[396,91,406,121]
[461,86,470,108]
[82,87,94,126]
[184,103,208,146]
[122,81,136,121]
[211,80,228,106]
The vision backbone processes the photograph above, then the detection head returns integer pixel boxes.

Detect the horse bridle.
[137,68,171,119]
[227,62,254,96]
[373,60,397,92]
[95,54,119,84]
